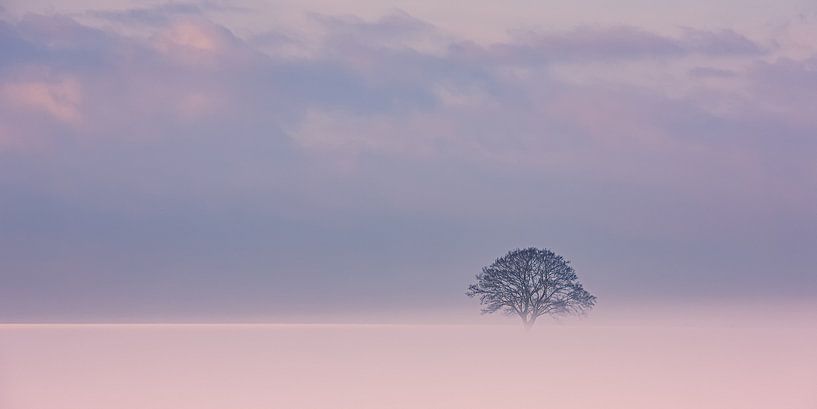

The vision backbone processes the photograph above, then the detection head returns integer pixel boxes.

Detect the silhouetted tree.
[466,247,595,329]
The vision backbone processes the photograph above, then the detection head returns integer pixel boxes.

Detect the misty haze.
[1,0,816,408]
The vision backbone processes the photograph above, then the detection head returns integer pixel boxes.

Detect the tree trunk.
[520,313,535,330]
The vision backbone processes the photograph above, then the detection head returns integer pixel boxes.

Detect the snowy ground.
[1,322,815,409]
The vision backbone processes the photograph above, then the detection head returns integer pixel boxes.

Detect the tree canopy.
[466,247,595,328]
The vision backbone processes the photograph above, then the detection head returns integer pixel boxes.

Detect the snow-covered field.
[1,322,815,409]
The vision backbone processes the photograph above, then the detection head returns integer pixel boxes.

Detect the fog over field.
[2,307,816,409]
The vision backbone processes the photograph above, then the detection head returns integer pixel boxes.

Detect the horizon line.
[0,322,514,327]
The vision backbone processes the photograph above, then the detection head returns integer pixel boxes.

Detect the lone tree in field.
[466,247,595,329]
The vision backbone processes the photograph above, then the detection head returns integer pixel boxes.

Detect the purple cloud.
[688,66,738,78]
[0,10,814,320]
[451,25,764,65]
[84,1,248,26]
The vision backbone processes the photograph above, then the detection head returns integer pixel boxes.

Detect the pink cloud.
[1,77,83,124]
[157,20,224,51]
[151,18,251,67]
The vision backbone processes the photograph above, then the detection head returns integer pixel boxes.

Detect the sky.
[1,0,816,322]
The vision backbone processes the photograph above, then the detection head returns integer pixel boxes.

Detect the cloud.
[0,10,815,319]
[85,1,247,26]
[689,66,738,78]
[450,26,765,65]
[86,2,202,26]
[0,77,83,123]
[749,56,817,126]
[311,10,434,40]
[309,9,441,50]
[154,18,239,52]
[680,28,764,55]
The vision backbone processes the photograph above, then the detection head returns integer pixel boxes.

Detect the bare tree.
[466,247,595,329]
